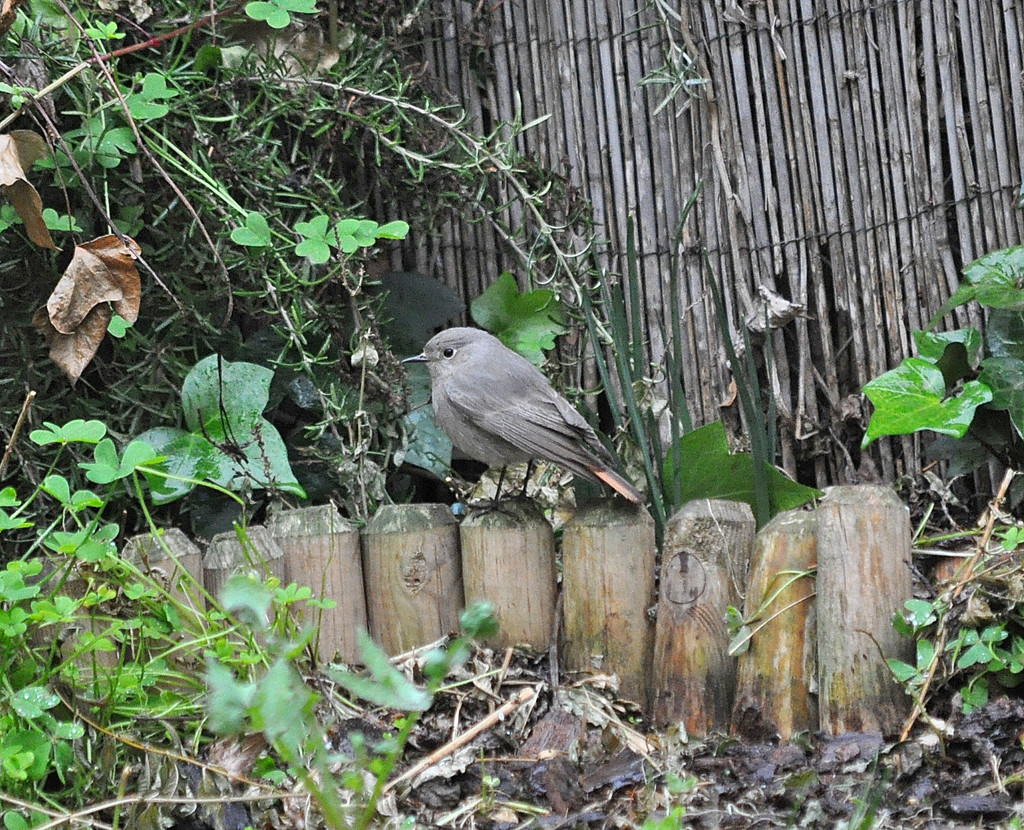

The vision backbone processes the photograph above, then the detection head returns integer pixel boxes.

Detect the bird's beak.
[402,353,427,364]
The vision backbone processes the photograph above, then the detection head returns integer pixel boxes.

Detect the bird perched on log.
[404,327,642,503]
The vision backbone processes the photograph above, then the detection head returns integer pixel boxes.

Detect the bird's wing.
[444,364,615,475]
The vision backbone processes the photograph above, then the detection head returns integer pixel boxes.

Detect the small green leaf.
[30,419,107,446]
[231,212,272,247]
[901,598,939,630]
[334,217,379,253]
[375,220,409,239]
[195,44,223,73]
[220,573,273,631]
[862,358,993,445]
[126,73,178,120]
[107,313,131,338]
[80,438,123,484]
[245,1,291,28]
[888,658,918,683]
[329,631,432,710]
[10,686,59,719]
[205,659,256,735]
[41,208,82,233]
[294,215,332,264]
[41,475,71,506]
[460,601,498,640]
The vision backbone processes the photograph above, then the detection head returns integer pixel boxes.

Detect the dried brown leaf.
[33,303,111,384]
[0,130,54,249]
[47,235,142,332]
[0,0,26,41]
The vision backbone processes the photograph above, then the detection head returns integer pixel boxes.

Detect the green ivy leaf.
[862,358,993,445]
[914,327,982,367]
[930,246,1024,326]
[470,272,567,365]
[231,212,272,248]
[986,309,1024,361]
[978,356,1024,434]
[662,421,822,514]
[139,356,305,503]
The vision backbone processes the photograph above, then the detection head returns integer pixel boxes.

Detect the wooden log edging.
[268,504,366,664]
[118,484,914,736]
[562,500,657,706]
[460,497,556,651]
[731,509,818,741]
[652,499,755,734]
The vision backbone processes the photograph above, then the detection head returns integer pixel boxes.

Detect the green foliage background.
[0,0,590,546]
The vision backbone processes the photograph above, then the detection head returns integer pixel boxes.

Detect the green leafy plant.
[245,0,318,29]
[207,584,498,829]
[294,216,410,264]
[470,271,567,365]
[889,595,1024,717]
[136,354,306,505]
[0,419,223,807]
[580,206,819,540]
[863,246,1024,479]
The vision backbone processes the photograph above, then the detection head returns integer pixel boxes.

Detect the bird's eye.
[442,347,456,358]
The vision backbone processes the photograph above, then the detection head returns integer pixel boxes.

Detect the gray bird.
[404,327,642,503]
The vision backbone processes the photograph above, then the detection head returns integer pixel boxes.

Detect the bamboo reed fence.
[399,0,1024,489]
[124,485,917,738]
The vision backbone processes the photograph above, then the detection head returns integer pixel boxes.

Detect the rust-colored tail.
[589,466,644,504]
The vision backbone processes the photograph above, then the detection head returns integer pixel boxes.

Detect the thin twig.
[384,686,536,793]
[0,389,35,479]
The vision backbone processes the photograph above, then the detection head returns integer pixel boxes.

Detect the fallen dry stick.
[384,686,537,793]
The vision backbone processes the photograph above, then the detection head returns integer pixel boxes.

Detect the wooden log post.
[122,528,205,609]
[203,526,287,603]
[652,499,755,733]
[816,485,913,735]
[268,504,366,664]
[731,510,818,741]
[460,498,556,650]
[562,500,656,706]
[361,504,464,654]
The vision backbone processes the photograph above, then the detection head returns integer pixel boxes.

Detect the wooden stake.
[731,509,818,740]
[460,498,556,650]
[562,499,656,706]
[203,526,286,603]
[268,504,366,664]
[651,500,755,733]
[816,485,913,736]
[122,528,205,610]
[361,504,464,654]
